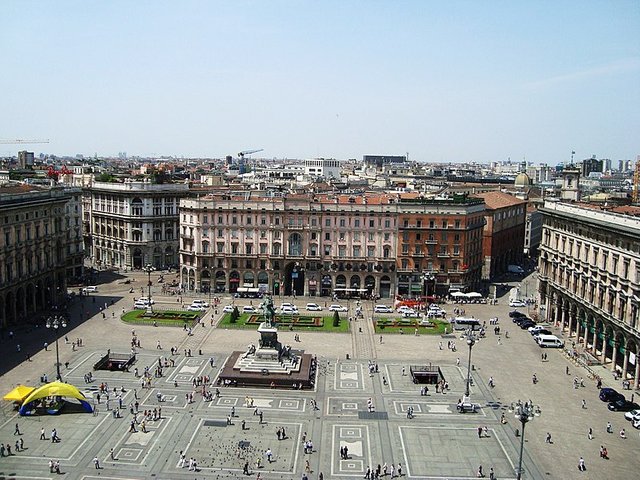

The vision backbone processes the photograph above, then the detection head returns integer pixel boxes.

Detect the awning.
[3,385,35,403]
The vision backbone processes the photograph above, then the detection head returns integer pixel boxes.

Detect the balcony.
[424,239,438,244]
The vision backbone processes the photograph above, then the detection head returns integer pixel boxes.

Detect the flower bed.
[374,318,448,335]
[121,309,201,326]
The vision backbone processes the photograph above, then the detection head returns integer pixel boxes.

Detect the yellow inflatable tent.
[3,385,35,403]
[19,381,92,415]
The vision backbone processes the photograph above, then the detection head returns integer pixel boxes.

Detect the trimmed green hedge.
[218,313,350,333]
[121,309,201,327]
[374,319,448,335]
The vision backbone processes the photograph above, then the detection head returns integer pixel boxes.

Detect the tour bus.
[452,317,482,331]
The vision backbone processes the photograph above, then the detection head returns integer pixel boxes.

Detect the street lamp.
[511,400,541,480]
[144,263,154,313]
[45,315,67,381]
[464,331,476,400]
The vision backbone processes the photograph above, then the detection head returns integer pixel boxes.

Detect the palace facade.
[0,185,73,327]
[85,179,190,270]
[179,192,486,298]
[538,201,640,388]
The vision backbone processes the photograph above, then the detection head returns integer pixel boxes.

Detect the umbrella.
[450,291,466,298]
[3,385,35,403]
[466,292,482,298]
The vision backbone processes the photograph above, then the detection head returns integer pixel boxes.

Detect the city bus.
[452,317,482,331]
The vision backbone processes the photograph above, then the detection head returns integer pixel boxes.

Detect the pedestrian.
[477,426,483,438]
[489,467,495,480]
[19,438,23,451]
[93,456,100,469]
[578,456,586,471]
[588,427,593,440]
[620,428,626,439]
[477,464,484,477]
[14,423,21,435]
[266,448,273,463]
[110,448,115,460]
[606,421,613,433]
[40,428,46,440]
[582,399,586,409]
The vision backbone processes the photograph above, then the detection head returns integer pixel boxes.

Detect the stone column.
[635,360,640,390]
[600,331,608,364]
[622,350,629,379]
[560,306,567,331]
[610,341,618,372]
[591,324,598,355]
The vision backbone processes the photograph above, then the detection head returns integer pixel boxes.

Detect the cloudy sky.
[1,0,638,164]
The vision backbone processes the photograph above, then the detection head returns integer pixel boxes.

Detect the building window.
[246,244,253,255]
[217,243,224,253]
[339,219,346,227]
[338,246,346,257]
[353,246,361,257]
[231,244,238,254]
[325,233,331,241]
[354,219,360,227]
[203,215,208,224]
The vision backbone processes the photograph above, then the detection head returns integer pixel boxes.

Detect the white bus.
[452,317,482,331]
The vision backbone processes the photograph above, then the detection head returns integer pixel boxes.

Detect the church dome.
[514,172,531,187]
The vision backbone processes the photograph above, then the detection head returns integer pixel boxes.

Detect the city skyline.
[1,1,638,164]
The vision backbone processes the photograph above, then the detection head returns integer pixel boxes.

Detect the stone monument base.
[218,350,315,389]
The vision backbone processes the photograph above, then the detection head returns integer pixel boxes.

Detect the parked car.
[242,306,258,314]
[529,325,550,335]
[633,418,640,429]
[82,286,98,293]
[222,305,234,313]
[191,299,209,308]
[532,329,553,337]
[137,297,155,305]
[305,303,322,311]
[509,300,526,308]
[514,316,531,325]
[187,304,206,312]
[402,310,419,318]
[397,305,413,313]
[519,320,536,330]
[608,399,639,412]
[536,334,564,348]
[328,305,348,312]
[279,303,299,312]
[624,409,640,421]
[599,387,624,403]
[374,305,393,313]
[281,306,299,315]
[133,301,150,310]
[509,310,527,318]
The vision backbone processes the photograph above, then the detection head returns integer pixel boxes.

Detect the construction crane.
[0,139,50,144]
[237,148,264,159]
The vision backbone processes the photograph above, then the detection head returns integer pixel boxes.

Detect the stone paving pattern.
[0,271,638,479]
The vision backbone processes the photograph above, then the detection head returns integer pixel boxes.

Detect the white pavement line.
[176,417,202,468]
[493,428,518,475]
[15,412,112,461]
[67,351,101,376]
[139,415,173,466]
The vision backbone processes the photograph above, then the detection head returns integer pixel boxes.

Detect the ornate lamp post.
[511,400,541,480]
[144,263,154,314]
[45,315,67,381]
[464,331,476,400]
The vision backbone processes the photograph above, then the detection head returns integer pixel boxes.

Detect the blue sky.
[1,0,638,164]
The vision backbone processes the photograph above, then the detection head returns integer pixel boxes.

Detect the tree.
[230,306,240,323]
[332,311,340,327]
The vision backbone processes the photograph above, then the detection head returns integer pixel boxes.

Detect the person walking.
[93,456,100,469]
[578,456,586,471]
[545,432,552,444]
[588,427,593,440]
[14,423,21,435]
[40,428,46,440]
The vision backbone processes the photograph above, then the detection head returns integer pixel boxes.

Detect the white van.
[536,334,564,348]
